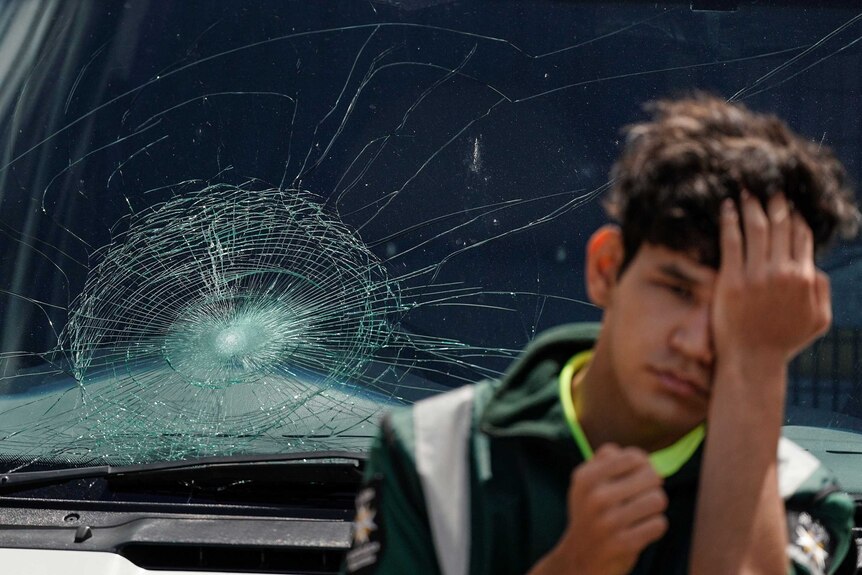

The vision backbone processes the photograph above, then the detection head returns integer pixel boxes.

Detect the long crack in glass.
[0,2,860,471]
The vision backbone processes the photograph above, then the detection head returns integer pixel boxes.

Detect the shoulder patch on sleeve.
[787,510,834,575]
[345,475,385,574]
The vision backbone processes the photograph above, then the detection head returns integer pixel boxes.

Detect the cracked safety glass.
[0,1,861,472]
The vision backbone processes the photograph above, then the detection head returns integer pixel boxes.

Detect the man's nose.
[670,305,714,366]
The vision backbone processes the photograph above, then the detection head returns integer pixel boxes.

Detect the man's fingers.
[791,212,814,269]
[569,450,666,551]
[596,459,663,508]
[814,271,832,335]
[742,190,769,271]
[768,194,792,262]
[621,514,669,553]
[719,198,743,274]
[570,446,657,514]
[593,442,622,459]
[583,445,650,482]
[606,483,668,527]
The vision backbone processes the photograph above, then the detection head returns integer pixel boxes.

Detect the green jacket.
[343,323,856,575]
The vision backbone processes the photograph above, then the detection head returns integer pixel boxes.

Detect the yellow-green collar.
[559,350,705,478]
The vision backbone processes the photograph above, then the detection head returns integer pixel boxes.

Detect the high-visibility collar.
[559,350,705,478]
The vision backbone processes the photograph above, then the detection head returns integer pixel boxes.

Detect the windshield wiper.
[0,450,367,492]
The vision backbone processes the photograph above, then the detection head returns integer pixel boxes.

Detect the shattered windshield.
[0,0,860,473]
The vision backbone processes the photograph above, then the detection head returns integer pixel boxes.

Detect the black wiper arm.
[0,450,367,492]
[0,465,111,490]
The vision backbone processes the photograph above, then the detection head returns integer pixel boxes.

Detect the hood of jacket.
[479,322,601,441]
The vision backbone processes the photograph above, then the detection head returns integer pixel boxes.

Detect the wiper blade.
[0,465,110,490]
[0,450,367,492]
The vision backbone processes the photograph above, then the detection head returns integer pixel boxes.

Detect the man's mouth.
[653,368,710,401]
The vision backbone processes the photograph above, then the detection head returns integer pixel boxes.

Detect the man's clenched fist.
[530,444,668,575]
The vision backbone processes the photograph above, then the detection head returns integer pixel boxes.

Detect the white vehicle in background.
[0,1,860,573]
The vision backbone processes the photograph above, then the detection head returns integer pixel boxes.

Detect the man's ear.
[585,225,624,309]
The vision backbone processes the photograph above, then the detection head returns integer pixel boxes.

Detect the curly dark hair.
[605,95,860,270]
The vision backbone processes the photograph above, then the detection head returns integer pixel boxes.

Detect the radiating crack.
[57,185,404,459]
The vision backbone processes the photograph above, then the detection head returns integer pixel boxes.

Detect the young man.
[343,96,861,575]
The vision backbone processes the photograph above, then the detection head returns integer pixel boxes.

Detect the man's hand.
[691,191,824,574]
[530,444,668,575]
[712,191,831,370]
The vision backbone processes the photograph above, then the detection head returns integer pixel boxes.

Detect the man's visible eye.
[666,283,694,301]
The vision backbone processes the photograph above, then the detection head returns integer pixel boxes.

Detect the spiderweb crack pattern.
[64,184,403,460]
